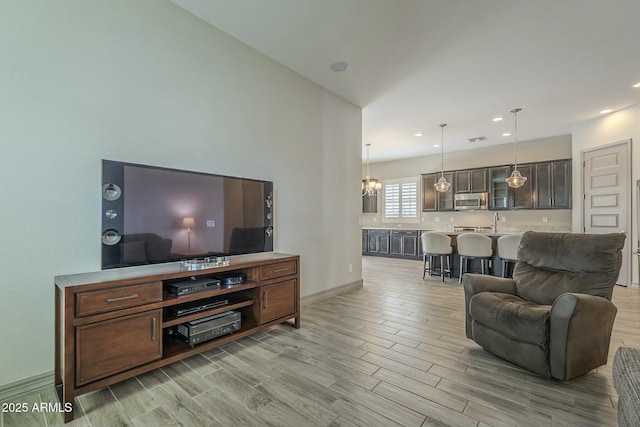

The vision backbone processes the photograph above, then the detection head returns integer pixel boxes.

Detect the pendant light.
[434,123,451,192]
[362,143,382,197]
[505,108,527,188]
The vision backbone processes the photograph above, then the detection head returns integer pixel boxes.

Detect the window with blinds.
[383,177,419,223]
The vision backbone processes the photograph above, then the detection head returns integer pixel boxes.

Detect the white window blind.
[383,177,419,223]
[384,183,400,218]
[401,181,418,218]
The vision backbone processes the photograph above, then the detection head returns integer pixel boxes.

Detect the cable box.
[169,298,229,317]
[167,277,221,296]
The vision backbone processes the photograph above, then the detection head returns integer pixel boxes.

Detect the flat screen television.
[101,160,273,269]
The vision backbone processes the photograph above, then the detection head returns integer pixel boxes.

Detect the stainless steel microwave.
[454,192,489,210]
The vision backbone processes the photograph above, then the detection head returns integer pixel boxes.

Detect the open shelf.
[162,298,255,328]
[162,321,258,359]
[162,280,258,307]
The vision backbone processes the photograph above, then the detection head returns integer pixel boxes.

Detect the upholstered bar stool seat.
[421,232,453,281]
[457,233,493,283]
[497,233,522,278]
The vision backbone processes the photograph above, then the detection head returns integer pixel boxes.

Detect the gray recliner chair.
[463,231,626,380]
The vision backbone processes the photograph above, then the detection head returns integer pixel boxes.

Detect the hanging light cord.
[440,123,446,177]
[511,108,520,169]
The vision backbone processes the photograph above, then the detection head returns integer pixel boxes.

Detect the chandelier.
[434,123,451,192]
[362,143,382,197]
[505,108,528,188]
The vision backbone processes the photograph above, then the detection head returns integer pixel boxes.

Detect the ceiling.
[171,0,640,163]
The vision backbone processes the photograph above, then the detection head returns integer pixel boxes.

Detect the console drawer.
[260,260,297,280]
[76,282,162,317]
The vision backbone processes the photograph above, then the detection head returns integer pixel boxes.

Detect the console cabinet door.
[260,280,296,324]
[76,309,161,386]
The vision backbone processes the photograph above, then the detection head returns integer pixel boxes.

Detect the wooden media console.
[54,252,300,423]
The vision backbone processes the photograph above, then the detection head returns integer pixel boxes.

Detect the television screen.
[101,160,273,269]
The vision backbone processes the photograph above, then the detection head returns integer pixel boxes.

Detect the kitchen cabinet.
[455,168,488,193]
[421,174,437,211]
[364,229,420,260]
[535,160,572,209]
[391,230,419,257]
[362,229,369,253]
[362,193,378,213]
[437,172,456,211]
[422,172,454,211]
[489,166,511,210]
[420,158,571,212]
[511,164,536,210]
[366,229,390,254]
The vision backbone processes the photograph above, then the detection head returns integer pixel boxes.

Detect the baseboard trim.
[0,371,54,401]
[301,279,363,306]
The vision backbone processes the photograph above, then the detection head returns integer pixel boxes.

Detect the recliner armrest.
[462,274,516,339]
[549,293,617,380]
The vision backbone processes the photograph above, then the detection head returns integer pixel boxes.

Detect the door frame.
[581,138,632,286]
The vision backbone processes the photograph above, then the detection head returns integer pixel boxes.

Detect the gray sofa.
[463,231,625,380]
[613,347,640,427]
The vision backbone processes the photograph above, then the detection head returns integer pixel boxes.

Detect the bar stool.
[421,232,453,281]
[497,233,522,278]
[457,233,493,283]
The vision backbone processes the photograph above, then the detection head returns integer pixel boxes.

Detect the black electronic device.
[176,311,241,346]
[101,160,274,270]
[169,298,229,317]
[219,273,246,287]
[166,277,221,296]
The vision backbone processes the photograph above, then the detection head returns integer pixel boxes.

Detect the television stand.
[54,253,299,423]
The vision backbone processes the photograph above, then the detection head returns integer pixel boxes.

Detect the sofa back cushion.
[513,231,625,305]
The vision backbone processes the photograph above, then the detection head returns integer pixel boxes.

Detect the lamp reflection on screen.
[182,217,195,253]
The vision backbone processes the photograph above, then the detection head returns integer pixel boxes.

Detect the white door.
[582,140,631,286]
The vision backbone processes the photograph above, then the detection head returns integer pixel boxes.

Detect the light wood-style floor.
[4,256,640,427]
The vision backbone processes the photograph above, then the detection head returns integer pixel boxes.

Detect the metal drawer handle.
[264,291,268,308]
[106,294,138,303]
[272,268,288,273]
[151,317,157,343]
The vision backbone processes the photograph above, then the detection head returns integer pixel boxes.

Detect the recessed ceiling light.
[492,117,503,122]
[330,62,349,72]
[600,109,614,114]
[415,132,423,137]
[502,132,512,137]
[433,144,440,148]
[633,82,640,88]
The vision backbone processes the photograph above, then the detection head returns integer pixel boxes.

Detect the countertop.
[362,227,521,236]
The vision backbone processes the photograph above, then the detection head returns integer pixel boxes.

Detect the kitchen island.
[362,227,520,278]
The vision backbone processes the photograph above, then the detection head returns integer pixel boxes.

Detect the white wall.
[0,1,362,387]
[572,105,640,286]
[363,135,573,231]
